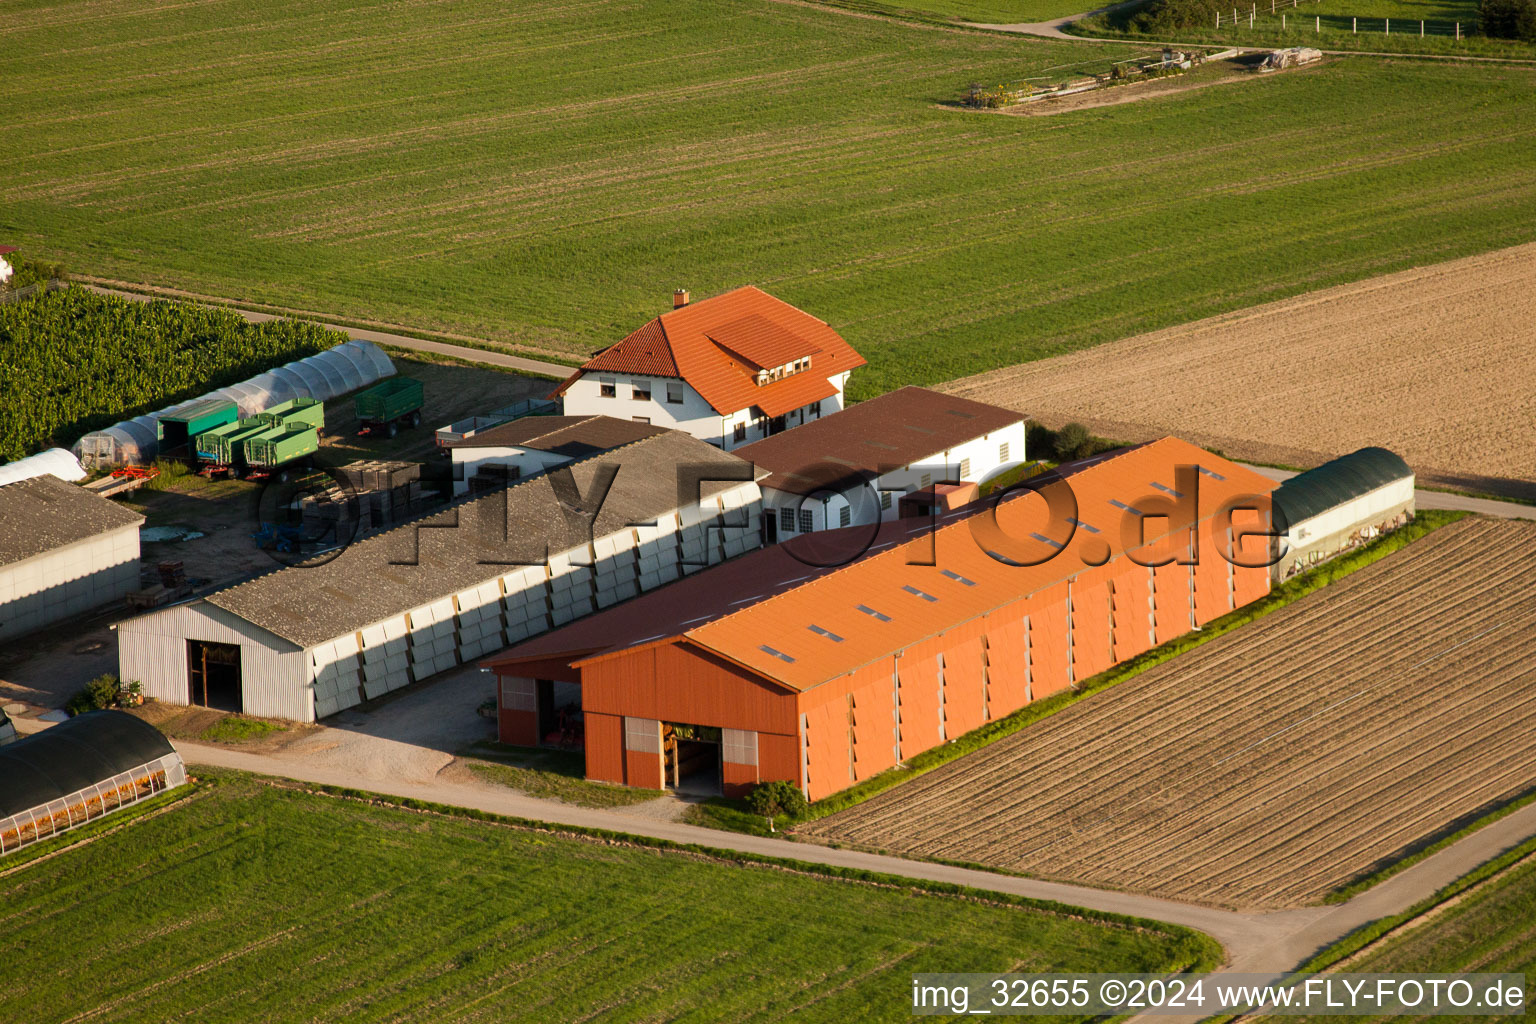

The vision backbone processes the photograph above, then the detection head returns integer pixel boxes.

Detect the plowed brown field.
[804,518,1536,910]
[942,243,1536,501]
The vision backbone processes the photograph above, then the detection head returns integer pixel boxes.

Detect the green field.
[0,775,1216,1023]
[5,0,1536,398]
[831,0,1095,26]
[1259,851,1536,1024]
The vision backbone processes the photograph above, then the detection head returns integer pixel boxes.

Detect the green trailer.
[195,417,271,475]
[157,398,239,452]
[242,425,320,480]
[353,377,424,437]
[257,397,325,431]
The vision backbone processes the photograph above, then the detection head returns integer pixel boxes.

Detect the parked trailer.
[242,425,320,480]
[156,398,238,453]
[354,377,424,437]
[256,397,325,432]
[194,417,271,477]
[434,398,558,449]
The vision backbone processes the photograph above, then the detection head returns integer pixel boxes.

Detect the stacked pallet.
[299,460,427,540]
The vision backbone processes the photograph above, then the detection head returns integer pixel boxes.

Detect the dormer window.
[753,354,813,387]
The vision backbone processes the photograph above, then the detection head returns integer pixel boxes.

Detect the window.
[902,584,938,602]
[733,422,747,444]
[838,505,851,528]
[880,491,892,511]
[798,508,814,533]
[958,457,972,480]
[779,507,795,532]
[666,381,684,404]
[632,416,650,425]
[631,381,651,401]
[999,441,1011,462]
[809,400,821,417]
[599,377,616,398]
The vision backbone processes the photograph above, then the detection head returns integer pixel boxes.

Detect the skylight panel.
[1108,499,1145,517]
[807,624,845,642]
[855,604,892,622]
[759,644,797,664]
[985,549,1025,567]
[1029,532,1064,551]
[1149,481,1185,498]
[1066,517,1101,534]
[1197,465,1227,481]
[901,584,938,602]
[940,569,977,586]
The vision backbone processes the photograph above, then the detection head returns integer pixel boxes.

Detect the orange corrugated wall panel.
[1152,560,1190,645]
[580,642,799,736]
[722,759,759,797]
[1194,525,1233,626]
[1234,561,1270,608]
[1028,583,1071,698]
[1111,562,1154,663]
[897,636,944,758]
[584,711,625,785]
[804,699,852,801]
[626,748,664,790]
[758,732,802,789]
[849,661,898,781]
[1070,567,1114,683]
[941,629,987,739]
[983,600,1029,717]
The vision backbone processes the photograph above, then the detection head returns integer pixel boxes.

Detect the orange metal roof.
[550,287,865,416]
[487,437,1276,694]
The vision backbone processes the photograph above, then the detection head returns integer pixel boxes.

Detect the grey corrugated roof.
[1273,447,1414,527]
[443,415,665,456]
[737,387,1024,496]
[0,475,144,569]
[205,430,761,648]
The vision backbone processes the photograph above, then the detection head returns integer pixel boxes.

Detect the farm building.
[485,436,1278,800]
[738,387,1026,540]
[117,429,765,721]
[0,475,143,643]
[73,339,395,467]
[552,287,866,450]
[444,416,664,496]
[0,710,186,855]
[1270,447,1415,580]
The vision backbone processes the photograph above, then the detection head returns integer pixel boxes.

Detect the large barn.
[485,436,1278,800]
[118,428,764,721]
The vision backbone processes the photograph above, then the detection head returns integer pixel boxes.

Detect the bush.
[1481,0,1536,38]
[1125,0,1224,32]
[65,674,124,716]
[746,780,807,822]
[1053,422,1094,461]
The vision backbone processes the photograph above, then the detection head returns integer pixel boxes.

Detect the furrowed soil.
[804,518,1536,910]
[942,242,1536,500]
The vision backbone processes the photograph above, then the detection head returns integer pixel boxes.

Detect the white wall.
[1275,475,1416,579]
[562,371,849,450]
[0,525,140,643]
[763,419,1025,537]
[117,601,310,720]
[450,445,574,496]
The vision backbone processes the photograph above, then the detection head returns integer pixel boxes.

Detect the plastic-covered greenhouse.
[0,710,187,855]
[0,447,86,487]
[73,339,396,468]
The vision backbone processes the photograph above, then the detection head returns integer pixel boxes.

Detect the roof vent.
[673,288,690,309]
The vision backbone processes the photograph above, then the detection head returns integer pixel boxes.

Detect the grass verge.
[197,716,290,744]
[461,741,665,808]
[690,509,1469,835]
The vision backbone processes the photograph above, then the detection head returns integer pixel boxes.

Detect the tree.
[1053,422,1095,462]
[1481,0,1536,39]
[746,780,807,831]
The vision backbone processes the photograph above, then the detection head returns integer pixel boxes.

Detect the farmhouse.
[1270,447,1415,579]
[444,415,664,496]
[552,287,866,450]
[0,475,143,644]
[0,710,186,856]
[737,386,1026,540]
[118,429,764,721]
[485,436,1277,800]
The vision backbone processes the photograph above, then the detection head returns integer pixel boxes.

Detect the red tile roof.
[551,287,864,417]
[486,437,1278,693]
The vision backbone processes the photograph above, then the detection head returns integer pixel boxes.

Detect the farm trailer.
[354,377,424,437]
[241,425,321,481]
[155,398,238,453]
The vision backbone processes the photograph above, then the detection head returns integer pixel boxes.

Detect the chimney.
[673,288,690,309]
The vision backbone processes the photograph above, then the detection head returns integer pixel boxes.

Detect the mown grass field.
[5,0,1536,397]
[833,0,1095,26]
[0,775,1216,1023]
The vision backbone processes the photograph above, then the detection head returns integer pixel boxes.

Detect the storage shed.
[486,437,1278,800]
[0,710,186,855]
[1270,447,1415,580]
[118,428,765,721]
[0,475,144,643]
[73,340,395,468]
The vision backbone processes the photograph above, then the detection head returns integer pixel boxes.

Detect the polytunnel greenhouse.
[0,710,186,855]
[0,447,86,487]
[72,339,396,467]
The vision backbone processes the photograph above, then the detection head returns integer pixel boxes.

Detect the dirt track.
[942,242,1536,499]
[804,518,1536,910]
